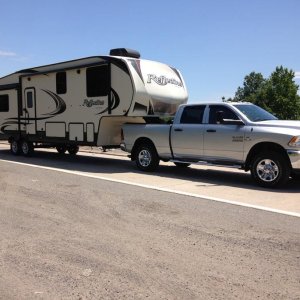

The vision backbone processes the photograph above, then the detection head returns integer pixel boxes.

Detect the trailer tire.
[135,143,159,172]
[56,146,67,154]
[21,140,34,156]
[67,145,79,155]
[10,140,21,155]
[250,151,290,188]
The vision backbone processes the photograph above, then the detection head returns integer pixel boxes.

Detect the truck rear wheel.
[250,151,290,188]
[135,143,159,172]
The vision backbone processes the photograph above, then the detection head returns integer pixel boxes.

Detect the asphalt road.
[1,143,300,215]
[0,152,299,299]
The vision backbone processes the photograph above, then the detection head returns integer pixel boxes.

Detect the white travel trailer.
[0,48,188,155]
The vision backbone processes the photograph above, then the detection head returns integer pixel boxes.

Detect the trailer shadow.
[0,147,299,193]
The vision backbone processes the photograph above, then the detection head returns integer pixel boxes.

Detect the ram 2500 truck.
[121,102,300,188]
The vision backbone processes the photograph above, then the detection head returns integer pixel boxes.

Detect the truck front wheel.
[250,152,290,188]
[135,143,159,172]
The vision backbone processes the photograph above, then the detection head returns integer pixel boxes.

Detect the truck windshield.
[233,104,278,122]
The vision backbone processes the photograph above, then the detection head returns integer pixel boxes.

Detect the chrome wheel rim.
[138,149,151,167]
[256,159,279,182]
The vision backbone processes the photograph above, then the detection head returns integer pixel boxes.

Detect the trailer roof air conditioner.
[109,48,140,59]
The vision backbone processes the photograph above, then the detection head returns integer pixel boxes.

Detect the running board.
[171,160,244,170]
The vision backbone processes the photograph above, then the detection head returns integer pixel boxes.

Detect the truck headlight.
[288,136,300,147]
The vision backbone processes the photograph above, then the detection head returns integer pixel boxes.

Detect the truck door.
[171,105,206,160]
[203,105,245,162]
[24,88,37,135]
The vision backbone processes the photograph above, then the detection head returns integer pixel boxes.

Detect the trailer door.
[24,88,37,135]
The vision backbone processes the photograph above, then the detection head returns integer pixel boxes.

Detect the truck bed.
[121,123,172,159]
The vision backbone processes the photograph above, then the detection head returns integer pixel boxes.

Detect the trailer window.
[0,94,9,112]
[27,91,33,108]
[86,65,109,97]
[56,72,67,94]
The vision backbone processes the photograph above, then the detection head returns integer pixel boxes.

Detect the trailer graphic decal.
[0,89,67,133]
[96,88,120,115]
[83,99,105,107]
[0,88,121,133]
[147,74,183,87]
[41,89,66,116]
[130,60,144,83]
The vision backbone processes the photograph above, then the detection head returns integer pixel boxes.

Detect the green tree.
[230,67,300,120]
[234,72,266,103]
[264,66,300,120]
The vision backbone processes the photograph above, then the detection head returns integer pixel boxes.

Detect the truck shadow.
[0,148,299,193]
[162,165,300,193]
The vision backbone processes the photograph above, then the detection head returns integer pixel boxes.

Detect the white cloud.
[0,50,17,57]
[295,72,300,79]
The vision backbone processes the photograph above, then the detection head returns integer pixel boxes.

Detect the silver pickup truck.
[121,102,300,188]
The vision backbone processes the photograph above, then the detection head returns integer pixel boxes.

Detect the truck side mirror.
[222,119,245,126]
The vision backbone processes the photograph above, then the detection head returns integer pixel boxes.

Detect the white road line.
[1,158,299,218]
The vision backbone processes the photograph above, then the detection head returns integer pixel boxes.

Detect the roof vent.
[109,48,140,59]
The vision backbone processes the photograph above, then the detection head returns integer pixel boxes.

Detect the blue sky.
[0,0,299,102]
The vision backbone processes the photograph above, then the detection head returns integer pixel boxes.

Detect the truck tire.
[250,151,290,188]
[174,162,191,168]
[21,140,34,156]
[135,143,159,172]
[10,140,20,155]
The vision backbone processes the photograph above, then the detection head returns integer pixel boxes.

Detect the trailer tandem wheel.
[10,140,21,155]
[20,140,34,156]
[67,145,79,155]
[56,146,67,154]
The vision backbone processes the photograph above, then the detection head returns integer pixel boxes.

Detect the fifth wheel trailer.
[0,48,188,155]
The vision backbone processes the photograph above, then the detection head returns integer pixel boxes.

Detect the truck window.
[56,72,67,94]
[86,65,109,97]
[180,105,205,124]
[0,94,9,112]
[209,105,239,124]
